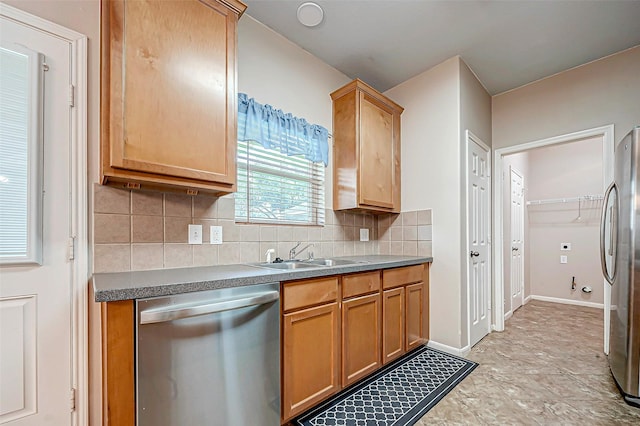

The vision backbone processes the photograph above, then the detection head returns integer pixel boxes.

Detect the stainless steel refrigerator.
[601,126,640,407]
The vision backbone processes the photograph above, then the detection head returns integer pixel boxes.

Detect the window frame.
[235,138,325,226]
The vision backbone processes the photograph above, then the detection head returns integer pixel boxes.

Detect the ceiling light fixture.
[297,2,324,27]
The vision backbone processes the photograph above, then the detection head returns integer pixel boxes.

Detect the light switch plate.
[188,224,202,244]
[210,226,223,245]
[360,228,369,242]
[561,243,571,251]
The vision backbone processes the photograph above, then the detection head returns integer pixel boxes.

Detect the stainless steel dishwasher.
[136,283,280,426]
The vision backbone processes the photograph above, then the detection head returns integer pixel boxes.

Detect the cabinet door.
[405,282,426,351]
[382,287,405,364]
[282,303,340,421]
[359,92,396,209]
[342,293,381,386]
[102,0,241,192]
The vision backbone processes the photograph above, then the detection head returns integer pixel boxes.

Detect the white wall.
[527,136,604,305]
[238,16,351,208]
[384,57,462,348]
[493,46,640,149]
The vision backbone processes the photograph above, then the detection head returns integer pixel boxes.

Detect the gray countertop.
[92,255,433,302]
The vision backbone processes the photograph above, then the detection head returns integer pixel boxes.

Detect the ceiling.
[243,0,640,95]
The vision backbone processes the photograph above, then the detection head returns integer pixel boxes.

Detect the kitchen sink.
[304,258,364,267]
[252,258,366,270]
[252,261,320,270]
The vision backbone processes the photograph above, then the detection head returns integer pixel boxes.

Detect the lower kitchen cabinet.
[406,282,426,351]
[342,293,381,386]
[382,264,430,364]
[89,297,136,425]
[280,264,429,424]
[382,287,405,363]
[282,302,340,422]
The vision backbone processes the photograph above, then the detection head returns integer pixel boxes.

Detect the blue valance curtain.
[237,93,329,166]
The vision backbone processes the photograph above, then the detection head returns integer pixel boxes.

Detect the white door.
[0,16,74,425]
[467,132,490,348]
[510,168,524,312]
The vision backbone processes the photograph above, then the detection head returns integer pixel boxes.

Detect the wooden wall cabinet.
[330,79,404,213]
[100,0,246,196]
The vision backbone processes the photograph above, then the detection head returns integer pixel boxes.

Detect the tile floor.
[419,300,640,425]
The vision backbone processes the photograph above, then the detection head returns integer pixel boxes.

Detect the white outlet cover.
[210,225,223,245]
[560,255,568,264]
[360,228,369,242]
[188,224,203,244]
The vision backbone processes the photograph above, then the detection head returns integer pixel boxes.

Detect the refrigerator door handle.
[600,181,617,285]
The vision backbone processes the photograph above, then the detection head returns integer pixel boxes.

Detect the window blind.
[236,139,325,225]
[0,45,43,264]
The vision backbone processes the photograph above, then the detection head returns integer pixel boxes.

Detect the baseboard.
[504,310,513,321]
[427,340,469,357]
[529,295,604,309]
[524,295,533,304]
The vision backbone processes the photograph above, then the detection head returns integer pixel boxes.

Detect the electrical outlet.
[560,255,568,264]
[210,226,223,245]
[188,224,202,244]
[360,228,369,242]
[561,243,571,251]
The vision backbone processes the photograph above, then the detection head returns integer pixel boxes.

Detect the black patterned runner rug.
[293,345,477,426]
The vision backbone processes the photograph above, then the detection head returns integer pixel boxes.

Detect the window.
[235,94,328,225]
[0,45,44,264]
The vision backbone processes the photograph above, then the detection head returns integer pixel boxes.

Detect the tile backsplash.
[93,184,433,273]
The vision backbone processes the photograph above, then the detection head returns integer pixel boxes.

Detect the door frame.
[465,130,491,349]
[506,166,525,319]
[492,125,614,338]
[0,4,89,425]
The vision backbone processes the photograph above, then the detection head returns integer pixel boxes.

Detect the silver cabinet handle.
[140,290,279,325]
[600,182,617,285]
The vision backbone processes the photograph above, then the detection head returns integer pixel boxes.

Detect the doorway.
[509,167,524,317]
[492,125,614,353]
[0,4,88,425]
[466,130,491,348]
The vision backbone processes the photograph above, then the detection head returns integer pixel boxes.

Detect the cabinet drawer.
[283,277,339,312]
[342,271,380,299]
[382,265,423,289]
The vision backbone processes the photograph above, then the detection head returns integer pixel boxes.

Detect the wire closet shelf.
[525,194,604,206]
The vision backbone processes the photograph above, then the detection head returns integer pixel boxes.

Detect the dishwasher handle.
[139,290,279,325]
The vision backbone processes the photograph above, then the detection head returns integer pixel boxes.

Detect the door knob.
[470,251,480,257]
[512,247,519,251]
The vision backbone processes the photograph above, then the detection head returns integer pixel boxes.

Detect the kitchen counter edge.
[92,255,433,302]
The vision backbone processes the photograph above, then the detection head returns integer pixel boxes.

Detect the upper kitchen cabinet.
[100,0,246,196]
[330,79,404,213]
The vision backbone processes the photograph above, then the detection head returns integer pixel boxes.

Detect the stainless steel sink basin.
[253,261,320,270]
[251,258,366,270]
[304,258,363,267]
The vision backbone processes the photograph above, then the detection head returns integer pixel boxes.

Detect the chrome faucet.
[289,242,314,260]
